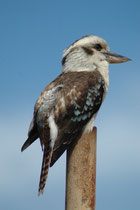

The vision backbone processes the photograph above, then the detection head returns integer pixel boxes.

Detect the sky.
[0,0,140,209]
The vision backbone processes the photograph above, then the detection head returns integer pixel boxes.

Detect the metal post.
[65,127,97,210]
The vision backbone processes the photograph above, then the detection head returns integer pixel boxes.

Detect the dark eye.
[94,44,102,51]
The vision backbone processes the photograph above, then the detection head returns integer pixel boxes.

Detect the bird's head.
[62,35,131,73]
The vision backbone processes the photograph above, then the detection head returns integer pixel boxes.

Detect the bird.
[21,35,131,195]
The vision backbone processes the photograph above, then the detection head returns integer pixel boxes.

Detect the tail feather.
[38,145,52,195]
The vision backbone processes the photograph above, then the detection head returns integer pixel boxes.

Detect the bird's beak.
[102,52,131,64]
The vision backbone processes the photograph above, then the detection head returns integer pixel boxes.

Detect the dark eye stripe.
[93,44,102,51]
[82,47,94,55]
[62,55,67,65]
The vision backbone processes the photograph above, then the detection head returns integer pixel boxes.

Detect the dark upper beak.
[102,52,131,64]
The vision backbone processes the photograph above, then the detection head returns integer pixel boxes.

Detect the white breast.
[83,114,96,133]
[48,112,58,149]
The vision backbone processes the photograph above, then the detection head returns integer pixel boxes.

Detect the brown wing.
[21,77,63,152]
[50,71,105,166]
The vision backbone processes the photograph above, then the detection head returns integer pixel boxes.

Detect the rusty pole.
[65,127,97,210]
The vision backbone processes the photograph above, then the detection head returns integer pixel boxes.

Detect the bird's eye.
[94,44,102,51]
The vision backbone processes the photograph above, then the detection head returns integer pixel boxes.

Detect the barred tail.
[38,145,52,195]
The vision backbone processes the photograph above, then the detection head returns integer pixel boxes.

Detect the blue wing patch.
[71,81,104,122]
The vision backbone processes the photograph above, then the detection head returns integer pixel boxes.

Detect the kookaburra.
[21,35,130,195]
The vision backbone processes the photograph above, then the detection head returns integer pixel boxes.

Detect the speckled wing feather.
[50,71,105,166]
[21,81,63,152]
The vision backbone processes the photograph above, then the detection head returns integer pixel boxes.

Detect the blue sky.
[0,0,140,209]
